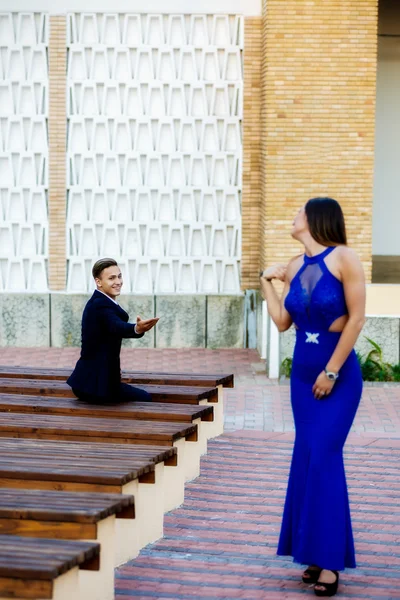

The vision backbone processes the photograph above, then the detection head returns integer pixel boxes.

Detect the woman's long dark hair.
[305,197,347,246]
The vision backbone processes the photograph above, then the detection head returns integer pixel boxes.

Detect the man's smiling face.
[95,265,123,299]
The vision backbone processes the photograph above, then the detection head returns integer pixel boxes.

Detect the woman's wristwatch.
[324,368,339,381]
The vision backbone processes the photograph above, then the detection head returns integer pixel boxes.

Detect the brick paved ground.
[0,348,399,598]
[115,432,400,600]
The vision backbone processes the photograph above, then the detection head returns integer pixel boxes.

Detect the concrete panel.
[280,326,296,367]
[50,294,90,347]
[120,296,155,349]
[280,317,400,375]
[51,293,155,348]
[155,295,206,348]
[0,294,49,347]
[356,317,400,365]
[207,295,244,348]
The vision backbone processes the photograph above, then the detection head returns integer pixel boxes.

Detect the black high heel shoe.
[302,566,322,584]
[314,570,339,597]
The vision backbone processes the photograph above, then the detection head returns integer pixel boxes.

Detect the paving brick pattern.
[115,431,400,599]
[0,347,399,598]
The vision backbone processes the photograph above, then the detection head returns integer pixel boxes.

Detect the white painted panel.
[0,11,49,291]
[4,1,262,17]
[66,12,243,294]
[373,36,400,255]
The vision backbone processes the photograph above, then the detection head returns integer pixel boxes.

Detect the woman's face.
[291,205,308,239]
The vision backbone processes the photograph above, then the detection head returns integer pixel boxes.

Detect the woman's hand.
[312,371,335,399]
[260,264,287,282]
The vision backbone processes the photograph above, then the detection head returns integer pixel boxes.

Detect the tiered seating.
[0,535,100,600]
[0,365,233,599]
[0,366,233,436]
[0,366,234,389]
[0,395,213,455]
[0,412,200,481]
[0,489,134,599]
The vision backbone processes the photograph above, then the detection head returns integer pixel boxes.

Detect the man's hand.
[135,315,159,334]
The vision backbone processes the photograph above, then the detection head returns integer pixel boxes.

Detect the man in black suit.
[67,258,159,403]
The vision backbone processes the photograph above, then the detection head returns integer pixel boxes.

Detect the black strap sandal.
[302,566,323,584]
[314,570,339,597]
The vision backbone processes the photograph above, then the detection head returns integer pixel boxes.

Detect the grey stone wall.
[279,317,400,370]
[356,317,400,365]
[1,293,399,359]
[207,295,244,348]
[50,293,90,347]
[120,296,155,349]
[156,295,206,348]
[280,326,296,367]
[0,294,50,347]
[50,294,157,349]
[0,293,244,349]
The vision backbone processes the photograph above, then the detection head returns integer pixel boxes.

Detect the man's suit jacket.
[67,290,144,398]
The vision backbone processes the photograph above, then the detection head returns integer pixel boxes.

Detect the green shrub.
[280,357,293,378]
[357,337,397,382]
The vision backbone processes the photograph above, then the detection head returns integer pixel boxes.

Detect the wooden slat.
[0,437,177,466]
[0,394,214,423]
[0,378,218,403]
[0,412,198,444]
[0,575,52,599]
[0,535,99,579]
[0,489,134,523]
[0,366,234,388]
[0,437,163,486]
[0,460,153,486]
[0,519,97,542]
[123,371,234,388]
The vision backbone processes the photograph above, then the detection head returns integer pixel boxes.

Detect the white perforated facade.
[66,13,243,294]
[0,12,49,291]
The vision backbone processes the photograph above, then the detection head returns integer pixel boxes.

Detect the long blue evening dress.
[277,246,362,571]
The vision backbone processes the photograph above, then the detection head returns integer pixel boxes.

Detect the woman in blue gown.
[260,198,365,597]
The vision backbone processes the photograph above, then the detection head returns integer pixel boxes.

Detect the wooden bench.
[0,393,213,455]
[0,366,233,437]
[0,410,200,482]
[0,535,99,600]
[0,437,178,563]
[0,489,134,600]
[0,366,233,597]
[0,435,183,515]
[0,378,217,403]
[0,376,224,439]
[0,365,234,388]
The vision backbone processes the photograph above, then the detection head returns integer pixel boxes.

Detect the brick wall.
[257,0,378,282]
[48,16,67,291]
[241,17,262,290]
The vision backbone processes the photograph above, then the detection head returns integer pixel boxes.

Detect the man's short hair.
[92,258,118,280]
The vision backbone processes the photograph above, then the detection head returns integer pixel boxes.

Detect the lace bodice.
[284,247,348,331]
